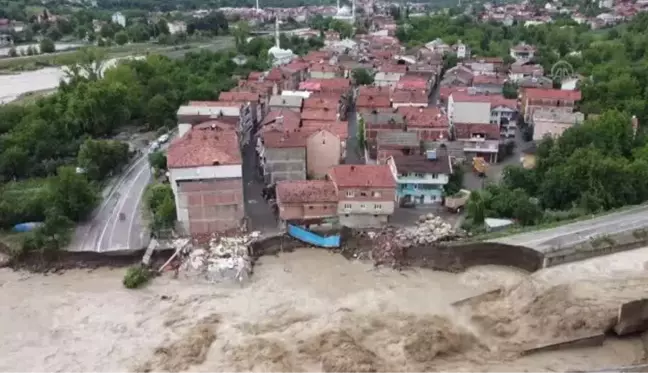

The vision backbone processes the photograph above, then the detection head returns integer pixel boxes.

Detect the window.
[360,204,366,209]
[374,204,382,210]
[431,173,438,179]
[343,204,352,209]
[372,191,381,197]
[309,206,314,210]
[346,190,354,198]
[360,192,368,197]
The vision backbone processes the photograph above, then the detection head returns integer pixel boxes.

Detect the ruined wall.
[249,232,544,273]
[406,241,544,272]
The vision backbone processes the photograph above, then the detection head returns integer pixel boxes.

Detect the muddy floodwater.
[2,247,648,372]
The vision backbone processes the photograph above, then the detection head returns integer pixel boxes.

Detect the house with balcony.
[386,149,452,205]
[276,180,338,226]
[510,43,537,61]
[509,63,544,82]
[328,164,396,228]
[465,58,504,75]
[531,109,585,140]
[167,122,244,235]
[454,122,500,163]
[521,88,581,123]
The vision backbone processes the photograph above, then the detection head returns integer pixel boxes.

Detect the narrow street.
[345,101,364,164]
[241,135,278,233]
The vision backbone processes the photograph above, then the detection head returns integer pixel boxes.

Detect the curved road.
[490,204,648,253]
[69,155,152,253]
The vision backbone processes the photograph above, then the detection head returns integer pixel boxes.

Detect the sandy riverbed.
[2,247,648,372]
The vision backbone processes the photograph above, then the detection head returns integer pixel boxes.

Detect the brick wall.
[178,178,244,235]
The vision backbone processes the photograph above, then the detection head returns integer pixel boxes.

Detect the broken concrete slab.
[614,298,648,336]
[521,333,605,355]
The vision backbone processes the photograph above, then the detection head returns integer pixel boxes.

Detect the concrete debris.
[395,213,456,248]
[368,214,456,268]
[179,232,260,284]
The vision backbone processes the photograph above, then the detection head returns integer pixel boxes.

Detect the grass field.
[0,37,234,72]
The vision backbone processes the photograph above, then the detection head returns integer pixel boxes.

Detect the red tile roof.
[398,107,448,128]
[283,61,309,72]
[391,89,428,104]
[524,88,582,101]
[454,122,500,140]
[300,120,349,138]
[301,108,338,121]
[472,75,507,85]
[310,63,338,73]
[450,92,517,109]
[260,109,301,132]
[265,67,286,82]
[276,180,338,204]
[379,64,407,74]
[328,165,396,189]
[187,100,242,107]
[358,85,391,97]
[299,78,350,92]
[303,96,339,110]
[168,125,240,168]
[219,91,260,102]
[261,130,309,148]
[248,71,263,80]
[396,76,429,90]
[439,86,470,101]
[356,94,392,109]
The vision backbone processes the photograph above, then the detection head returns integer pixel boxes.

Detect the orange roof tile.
[328,165,396,189]
[276,180,338,204]
[168,125,240,168]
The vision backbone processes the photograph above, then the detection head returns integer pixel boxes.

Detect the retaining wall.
[406,241,544,273]
[543,229,648,268]
[249,233,544,273]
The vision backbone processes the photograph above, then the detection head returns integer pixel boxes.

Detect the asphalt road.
[490,204,648,253]
[68,155,152,253]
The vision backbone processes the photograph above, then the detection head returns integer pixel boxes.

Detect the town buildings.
[520,88,582,123]
[167,122,244,235]
[328,165,396,228]
[387,150,452,205]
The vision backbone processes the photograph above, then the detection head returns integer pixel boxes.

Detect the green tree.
[47,166,98,222]
[39,38,56,53]
[502,82,518,99]
[357,115,366,150]
[445,167,464,196]
[77,139,130,181]
[8,47,17,57]
[146,94,174,129]
[148,150,167,171]
[467,191,486,224]
[351,68,374,85]
[115,31,129,45]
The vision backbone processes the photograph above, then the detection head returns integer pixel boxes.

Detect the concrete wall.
[264,147,306,183]
[177,178,244,235]
[407,241,544,272]
[339,213,389,228]
[543,230,648,268]
[279,202,338,221]
[307,130,341,179]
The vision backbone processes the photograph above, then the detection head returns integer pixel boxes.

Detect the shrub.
[123,265,153,289]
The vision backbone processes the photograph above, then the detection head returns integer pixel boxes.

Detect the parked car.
[158,134,169,143]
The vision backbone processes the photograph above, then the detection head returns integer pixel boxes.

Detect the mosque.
[332,0,356,23]
[268,17,295,66]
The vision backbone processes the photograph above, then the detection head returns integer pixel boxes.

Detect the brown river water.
[2,247,648,372]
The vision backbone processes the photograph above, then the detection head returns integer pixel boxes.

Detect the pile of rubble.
[365,214,456,269]
[395,213,456,247]
[179,232,259,284]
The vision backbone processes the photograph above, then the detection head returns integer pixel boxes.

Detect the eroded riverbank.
[3,248,648,371]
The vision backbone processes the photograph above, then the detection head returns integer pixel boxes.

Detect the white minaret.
[352,0,356,19]
[337,0,341,12]
[274,16,280,48]
[256,0,259,11]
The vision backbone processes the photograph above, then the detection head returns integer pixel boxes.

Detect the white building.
[332,0,356,23]
[111,12,126,27]
[268,17,295,66]
[455,40,470,59]
[167,21,187,34]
